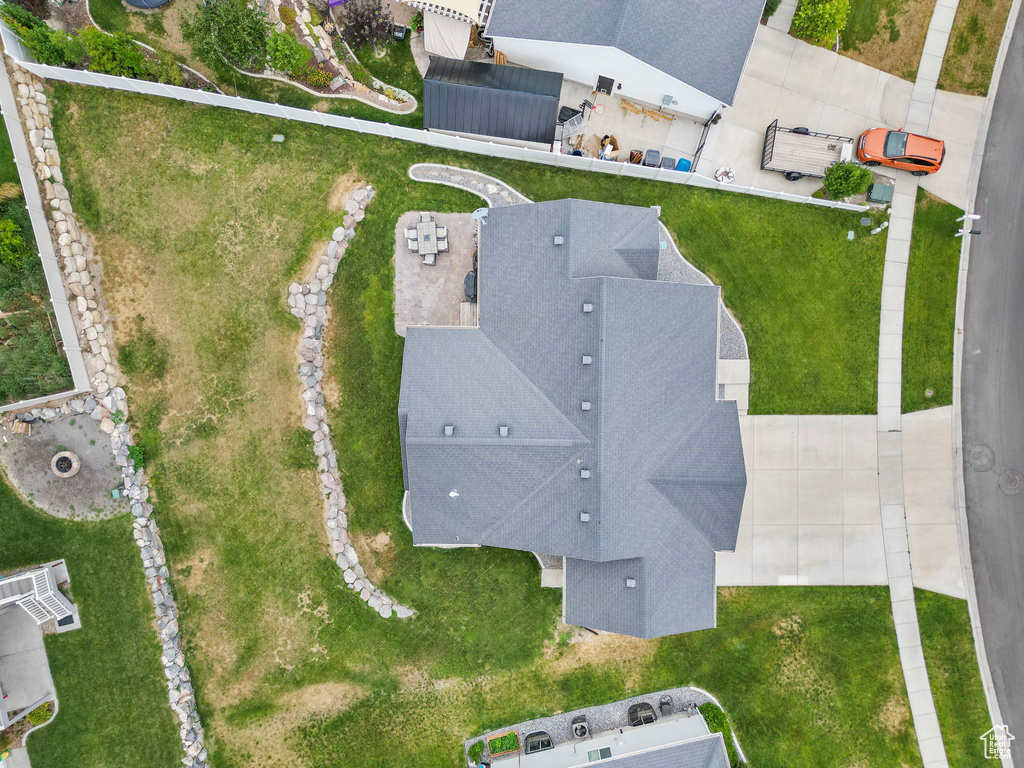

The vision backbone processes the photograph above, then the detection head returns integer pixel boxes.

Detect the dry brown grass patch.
[842,0,936,80]
[349,530,395,583]
[876,694,911,733]
[327,172,364,212]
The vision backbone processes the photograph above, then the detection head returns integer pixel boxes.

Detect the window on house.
[587,746,613,761]
[525,732,552,754]
[628,702,657,727]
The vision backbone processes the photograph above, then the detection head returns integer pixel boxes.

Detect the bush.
[24,26,85,67]
[699,702,742,767]
[763,0,782,19]
[0,3,44,34]
[127,444,144,470]
[26,702,52,727]
[0,219,26,268]
[487,732,520,755]
[822,161,873,199]
[341,0,392,49]
[791,0,850,47]
[279,5,296,26]
[184,0,270,70]
[467,740,484,765]
[78,28,148,77]
[346,59,373,87]
[297,65,332,87]
[0,183,20,203]
[146,48,184,86]
[268,30,309,74]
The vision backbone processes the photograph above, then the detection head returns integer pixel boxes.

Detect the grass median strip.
[48,84,905,768]
[903,189,961,413]
[916,589,993,766]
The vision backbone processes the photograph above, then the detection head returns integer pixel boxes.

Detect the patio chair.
[643,149,661,167]
[422,253,436,266]
[437,239,448,253]
[436,226,447,239]
[404,227,417,239]
[419,212,432,223]
[407,239,418,253]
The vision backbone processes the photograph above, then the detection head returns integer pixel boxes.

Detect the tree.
[78,28,148,77]
[341,0,393,49]
[822,161,873,200]
[267,30,309,75]
[23,26,85,67]
[184,0,271,71]
[0,3,44,34]
[791,0,850,47]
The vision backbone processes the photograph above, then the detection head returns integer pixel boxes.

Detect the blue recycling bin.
[675,157,692,172]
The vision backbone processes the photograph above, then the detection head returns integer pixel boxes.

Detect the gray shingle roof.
[484,0,765,104]
[398,199,745,638]
[602,733,731,768]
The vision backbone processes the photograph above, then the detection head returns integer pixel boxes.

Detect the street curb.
[950,0,1023,764]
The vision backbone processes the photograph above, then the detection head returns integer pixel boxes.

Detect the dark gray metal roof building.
[398,199,745,638]
[484,0,764,104]
[423,57,563,145]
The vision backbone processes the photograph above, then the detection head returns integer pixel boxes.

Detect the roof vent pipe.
[554,235,564,246]
[581,401,592,411]
[498,425,509,437]
[444,425,454,436]
[580,469,591,479]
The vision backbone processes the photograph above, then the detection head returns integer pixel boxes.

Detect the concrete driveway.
[0,606,53,717]
[718,412,962,595]
[701,25,980,206]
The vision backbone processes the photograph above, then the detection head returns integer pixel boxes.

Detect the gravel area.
[465,686,713,764]
[409,164,531,207]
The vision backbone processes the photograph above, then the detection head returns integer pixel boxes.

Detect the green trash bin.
[867,182,894,204]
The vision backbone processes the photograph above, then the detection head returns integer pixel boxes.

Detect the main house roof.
[398,199,745,638]
[483,0,764,104]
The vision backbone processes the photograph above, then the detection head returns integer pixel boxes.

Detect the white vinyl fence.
[0,49,90,414]
[0,23,868,213]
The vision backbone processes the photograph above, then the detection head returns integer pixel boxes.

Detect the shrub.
[128,444,144,470]
[763,0,782,19]
[26,702,52,726]
[699,703,741,767]
[341,0,392,49]
[279,5,296,26]
[0,183,21,203]
[24,26,85,67]
[268,30,309,74]
[145,48,184,85]
[346,59,372,87]
[822,161,873,199]
[487,732,520,755]
[297,65,332,87]
[467,740,484,765]
[791,0,850,47]
[0,3,44,34]
[184,0,270,70]
[78,29,148,77]
[0,219,26,268]
[0,731,13,751]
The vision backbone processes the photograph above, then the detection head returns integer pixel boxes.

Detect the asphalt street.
[961,8,1024,760]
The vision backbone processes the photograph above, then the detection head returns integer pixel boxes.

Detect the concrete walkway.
[875,2,962,766]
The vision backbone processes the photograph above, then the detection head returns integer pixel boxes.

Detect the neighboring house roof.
[484,0,764,104]
[398,199,745,638]
[602,734,731,768]
[423,57,564,145]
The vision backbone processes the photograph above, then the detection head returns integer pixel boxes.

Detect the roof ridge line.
[596,277,609,559]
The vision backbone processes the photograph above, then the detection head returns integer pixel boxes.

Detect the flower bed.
[487,731,521,757]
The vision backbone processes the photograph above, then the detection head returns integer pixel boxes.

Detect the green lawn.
[0,477,180,767]
[46,83,918,768]
[0,118,73,405]
[939,0,1013,96]
[916,589,993,767]
[838,0,935,81]
[903,189,962,413]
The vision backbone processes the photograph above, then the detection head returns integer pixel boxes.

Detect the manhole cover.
[50,451,80,478]
[998,470,1022,495]
[968,444,995,472]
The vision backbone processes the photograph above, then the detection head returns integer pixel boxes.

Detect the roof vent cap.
[498,425,509,437]
[554,235,564,246]
[579,512,590,522]
[581,401,592,411]
[582,355,592,365]
[625,577,636,589]
[444,425,454,436]
[582,303,593,313]
[580,469,591,479]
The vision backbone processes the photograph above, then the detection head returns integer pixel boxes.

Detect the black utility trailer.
[761,119,856,181]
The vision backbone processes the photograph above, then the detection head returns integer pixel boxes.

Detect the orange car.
[857,128,945,175]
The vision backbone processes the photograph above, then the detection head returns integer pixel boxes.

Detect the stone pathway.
[408,164,530,207]
[286,184,413,620]
[875,2,963,766]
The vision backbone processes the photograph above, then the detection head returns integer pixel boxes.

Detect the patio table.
[417,220,438,257]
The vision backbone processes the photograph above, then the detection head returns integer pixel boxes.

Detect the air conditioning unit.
[571,716,591,739]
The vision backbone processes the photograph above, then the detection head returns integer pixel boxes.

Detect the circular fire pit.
[50,451,81,478]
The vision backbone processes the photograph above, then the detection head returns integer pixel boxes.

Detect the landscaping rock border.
[286,184,413,620]
[6,61,210,768]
